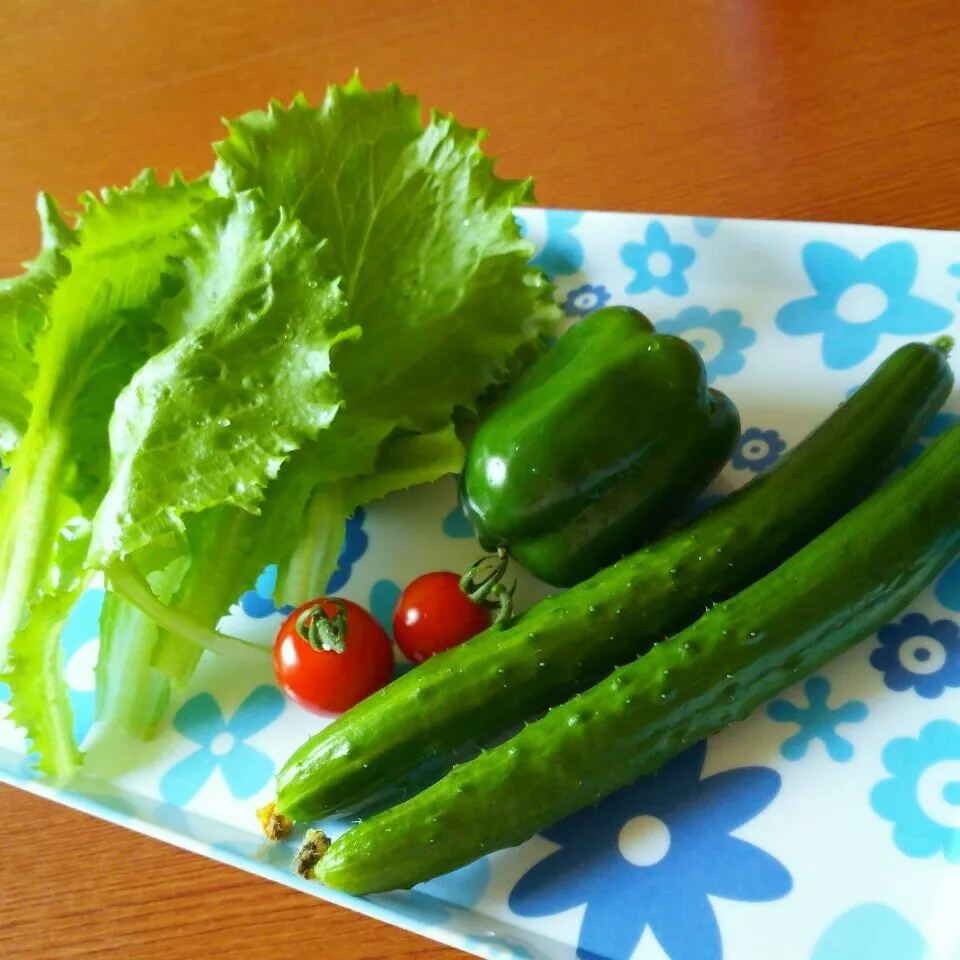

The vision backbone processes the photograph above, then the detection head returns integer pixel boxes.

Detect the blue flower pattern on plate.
[731,427,787,473]
[692,217,721,239]
[389,857,492,927]
[871,720,960,861]
[870,612,960,699]
[767,676,868,762]
[159,685,285,806]
[442,503,475,538]
[811,903,928,960]
[528,211,585,278]
[239,564,294,619]
[60,588,104,746]
[508,740,791,960]
[563,283,611,318]
[657,307,756,382]
[776,241,953,369]
[238,508,367,618]
[369,578,402,638]
[325,508,369,594]
[621,220,696,297]
[949,262,960,299]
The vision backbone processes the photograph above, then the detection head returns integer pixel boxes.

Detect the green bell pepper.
[459,305,740,588]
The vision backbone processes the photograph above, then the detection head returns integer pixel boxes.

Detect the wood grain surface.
[1,1,959,957]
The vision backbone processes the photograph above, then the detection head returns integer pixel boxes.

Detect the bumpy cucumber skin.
[316,421,960,894]
[275,341,954,822]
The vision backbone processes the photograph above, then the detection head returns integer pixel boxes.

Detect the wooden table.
[2,1,959,957]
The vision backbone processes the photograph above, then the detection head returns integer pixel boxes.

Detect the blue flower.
[159,685,285,806]
[812,903,927,960]
[936,557,960,613]
[767,676,868,762]
[237,508,368,618]
[949,262,960,300]
[657,307,756,383]
[776,241,953,370]
[692,217,721,239]
[731,427,787,473]
[60,590,104,746]
[442,503,475,538]
[508,741,791,960]
[621,220,696,297]
[563,283,611,318]
[871,719,960,861]
[239,565,294,619]
[385,857,491,927]
[870,612,960,699]
[369,578,402,638]
[527,211,585,279]
[326,508,369,594]
[421,855,490,909]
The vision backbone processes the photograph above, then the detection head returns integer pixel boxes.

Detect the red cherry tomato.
[273,598,394,714]
[393,571,492,664]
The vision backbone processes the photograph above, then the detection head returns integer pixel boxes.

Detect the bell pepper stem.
[460,547,515,625]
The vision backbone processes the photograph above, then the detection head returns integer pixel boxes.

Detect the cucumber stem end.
[932,334,954,357]
[295,829,331,877]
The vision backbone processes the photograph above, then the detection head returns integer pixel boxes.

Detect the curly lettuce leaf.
[89,192,356,564]
[0,582,87,777]
[0,194,76,459]
[214,79,558,436]
[0,171,213,774]
[209,78,558,603]
[7,81,559,764]
[0,171,212,641]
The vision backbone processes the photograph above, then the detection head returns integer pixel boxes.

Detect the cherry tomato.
[273,598,394,714]
[393,571,492,664]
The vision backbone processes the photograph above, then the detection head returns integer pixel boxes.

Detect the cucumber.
[275,339,954,821]
[314,420,960,894]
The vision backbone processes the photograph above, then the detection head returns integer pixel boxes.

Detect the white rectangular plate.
[3,209,960,960]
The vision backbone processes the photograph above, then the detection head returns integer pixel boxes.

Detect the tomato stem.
[296,601,348,654]
[460,547,515,626]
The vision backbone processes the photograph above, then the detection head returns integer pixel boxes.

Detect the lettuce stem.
[0,425,67,659]
[277,485,346,607]
[106,559,269,659]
